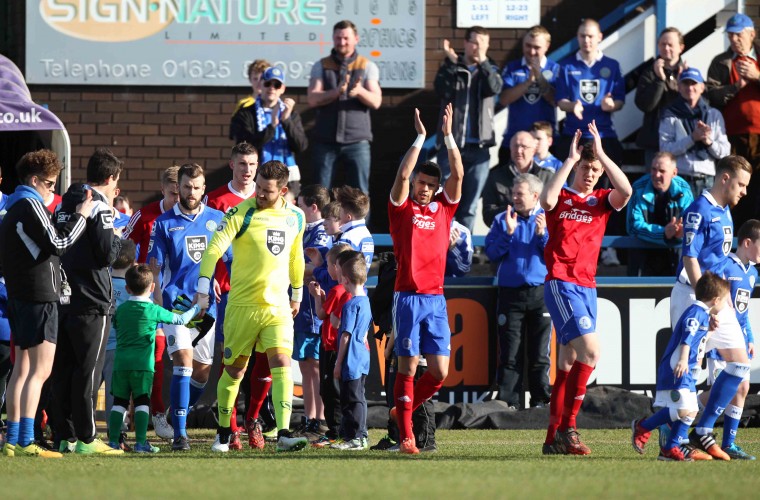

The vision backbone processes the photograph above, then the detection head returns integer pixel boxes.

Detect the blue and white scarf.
[255,97,296,168]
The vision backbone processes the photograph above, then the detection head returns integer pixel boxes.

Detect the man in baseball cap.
[705,12,760,229]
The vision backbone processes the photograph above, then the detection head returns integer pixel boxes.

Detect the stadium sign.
[26,0,426,88]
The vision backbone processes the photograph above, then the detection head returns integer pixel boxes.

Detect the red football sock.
[394,374,414,442]
[559,362,594,432]
[412,371,443,410]
[151,334,167,414]
[545,369,569,445]
[246,352,272,421]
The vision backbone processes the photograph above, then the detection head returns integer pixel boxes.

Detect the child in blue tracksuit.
[484,173,551,409]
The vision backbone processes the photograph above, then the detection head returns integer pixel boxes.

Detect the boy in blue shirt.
[700,219,760,460]
[331,250,372,450]
[531,121,562,173]
[631,271,729,461]
[485,173,551,409]
[294,184,332,438]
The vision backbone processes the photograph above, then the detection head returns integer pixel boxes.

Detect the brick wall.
[4,1,738,230]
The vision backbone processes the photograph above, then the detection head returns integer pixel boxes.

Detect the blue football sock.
[171,366,192,439]
[641,408,673,431]
[18,417,35,447]
[188,378,207,409]
[696,364,747,434]
[665,419,690,450]
[6,420,19,446]
[722,404,742,449]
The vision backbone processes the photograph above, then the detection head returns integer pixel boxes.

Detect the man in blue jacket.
[626,151,694,276]
[485,173,551,409]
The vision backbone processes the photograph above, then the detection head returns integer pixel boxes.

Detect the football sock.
[134,405,150,445]
[559,361,594,432]
[394,374,414,442]
[188,378,206,409]
[545,369,568,445]
[217,369,242,428]
[18,417,35,447]
[108,405,126,444]
[171,366,192,438]
[270,366,294,432]
[412,371,443,410]
[246,353,272,421]
[230,402,239,433]
[6,420,19,446]
[665,414,693,450]
[151,334,167,414]
[695,363,748,435]
[641,407,675,431]
[722,404,742,449]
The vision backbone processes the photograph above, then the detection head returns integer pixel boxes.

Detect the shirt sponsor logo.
[100,212,113,229]
[185,235,207,263]
[685,317,699,335]
[558,208,592,223]
[266,229,285,256]
[412,214,436,230]
[722,226,732,255]
[684,212,701,229]
[579,79,600,104]
[685,231,695,246]
[169,226,184,232]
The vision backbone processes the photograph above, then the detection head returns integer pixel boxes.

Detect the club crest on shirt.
[586,196,598,207]
[735,288,750,313]
[599,67,611,78]
[185,235,207,263]
[429,202,439,213]
[206,220,216,232]
[524,81,541,104]
[578,316,592,330]
[579,79,600,104]
[266,229,285,256]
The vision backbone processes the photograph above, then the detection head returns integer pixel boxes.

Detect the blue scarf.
[6,185,44,210]
[661,96,712,161]
[254,96,296,167]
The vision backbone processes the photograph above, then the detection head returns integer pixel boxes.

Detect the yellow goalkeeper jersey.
[200,197,304,307]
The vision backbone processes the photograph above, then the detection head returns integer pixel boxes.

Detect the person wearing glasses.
[230,67,308,201]
[0,150,92,458]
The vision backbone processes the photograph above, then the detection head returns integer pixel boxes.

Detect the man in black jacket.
[51,148,123,455]
[433,26,502,232]
[0,150,91,458]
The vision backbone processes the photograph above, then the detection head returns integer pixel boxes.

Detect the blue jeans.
[311,140,371,193]
[437,144,491,233]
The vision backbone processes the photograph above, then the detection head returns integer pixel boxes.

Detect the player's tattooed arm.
[541,129,581,211]
[390,107,426,205]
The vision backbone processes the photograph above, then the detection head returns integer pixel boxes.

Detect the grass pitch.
[2,428,759,499]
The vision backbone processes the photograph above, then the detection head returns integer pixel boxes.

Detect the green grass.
[2,428,759,499]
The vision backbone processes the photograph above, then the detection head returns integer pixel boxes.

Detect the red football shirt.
[544,187,614,288]
[123,200,165,263]
[388,192,458,294]
[204,182,255,294]
[45,193,62,214]
[322,284,351,352]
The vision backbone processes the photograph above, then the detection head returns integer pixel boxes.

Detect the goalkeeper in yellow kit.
[194,160,308,452]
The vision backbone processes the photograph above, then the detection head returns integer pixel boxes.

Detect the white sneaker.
[600,247,620,266]
[330,438,365,451]
[211,434,229,453]
[275,432,308,452]
[152,412,174,440]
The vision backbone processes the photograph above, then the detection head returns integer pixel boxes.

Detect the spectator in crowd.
[307,20,382,193]
[229,58,270,140]
[0,150,92,458]
[499,26,559,165]
[555,19,625,165]
[485,173,551,409]
[706,13,760,229]
[51,147,123,455]
[531,121,563,172]
[481,131,552,227]
[660,68,731,197]
[148,163,225,452]
[434,26,502,232]
[635,27,687,167]
[122,164,179,440]
[230,67,308,199]
[445,220,473,278]
[626,152,694,276]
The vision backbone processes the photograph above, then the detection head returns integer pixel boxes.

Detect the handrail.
[548,0,650,62]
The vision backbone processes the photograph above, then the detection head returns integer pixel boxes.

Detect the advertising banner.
[26,0,426,88]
